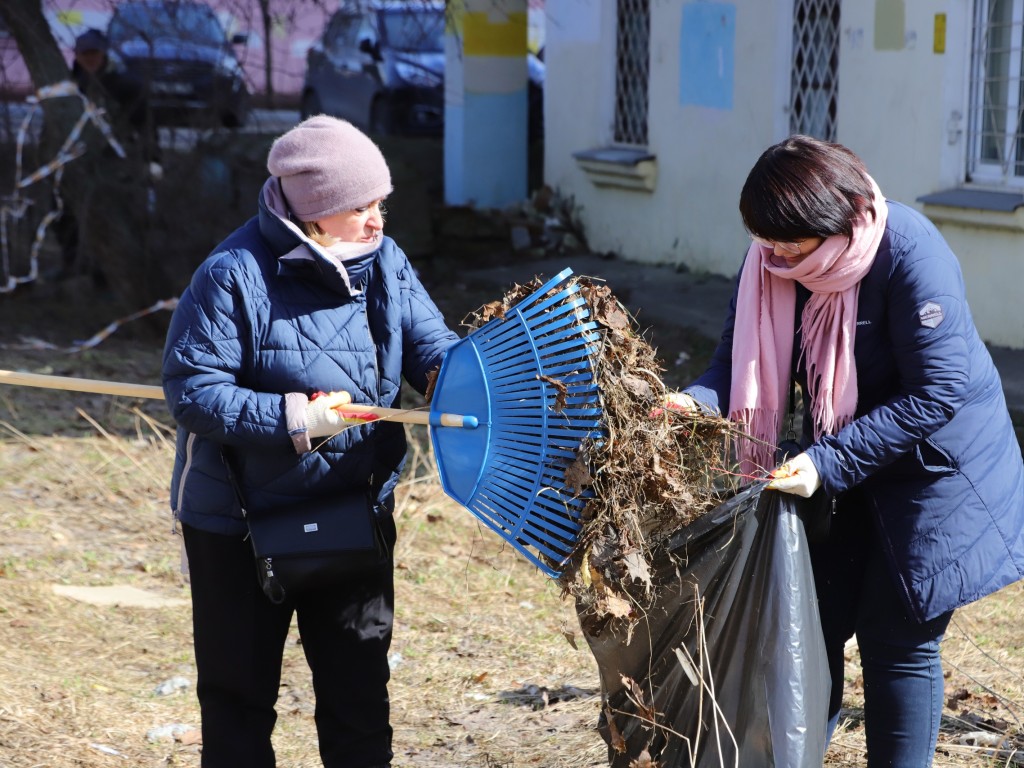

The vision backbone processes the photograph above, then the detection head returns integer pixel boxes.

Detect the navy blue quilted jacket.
[163,185,458,536]
[687,201,1024,622]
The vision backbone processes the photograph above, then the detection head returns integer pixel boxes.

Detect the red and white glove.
[650,391,698,417]
[305,390,352,437]
[767,452,822,498]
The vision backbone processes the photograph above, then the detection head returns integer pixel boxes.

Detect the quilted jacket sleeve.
[397,258,459,394]
[162,252,293,448]
[806,236,970,495]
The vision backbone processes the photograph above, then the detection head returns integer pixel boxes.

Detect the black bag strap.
[220,449,289,603]
[220,448,249,520]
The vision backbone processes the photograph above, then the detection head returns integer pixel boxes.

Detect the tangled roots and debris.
[463,275,751,632]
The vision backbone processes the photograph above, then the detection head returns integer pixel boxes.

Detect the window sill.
[572,147,657,192]
[917,188,1024,233]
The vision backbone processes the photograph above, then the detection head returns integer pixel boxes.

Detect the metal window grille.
[790,0,840,140]
[614,0,650,146]
[968,0,1024,182]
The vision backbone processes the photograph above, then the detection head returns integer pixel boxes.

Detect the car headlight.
[215,54,243,79]
[394,60,441,88]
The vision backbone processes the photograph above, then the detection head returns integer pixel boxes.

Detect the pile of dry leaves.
[462,275,750,631]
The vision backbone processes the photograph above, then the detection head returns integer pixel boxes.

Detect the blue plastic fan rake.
[427,268,602,577]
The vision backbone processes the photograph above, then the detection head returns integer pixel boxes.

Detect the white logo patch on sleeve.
[918,301,944,329]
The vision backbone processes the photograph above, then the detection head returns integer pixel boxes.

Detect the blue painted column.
[444,0,529,207]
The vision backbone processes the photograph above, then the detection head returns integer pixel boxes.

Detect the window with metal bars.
[613,0,650,146]
[968,0,1024,184]
[789,0,840,140]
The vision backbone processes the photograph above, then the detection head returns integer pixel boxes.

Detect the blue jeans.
[811,492,953,767]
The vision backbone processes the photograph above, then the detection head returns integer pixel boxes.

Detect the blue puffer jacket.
[687,201,1024,622]
[163,184,458,536]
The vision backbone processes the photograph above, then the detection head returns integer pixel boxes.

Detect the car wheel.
[221,91,249,129]
[301,90,323,120]
[369,99,394,136]
[222,111,244,129]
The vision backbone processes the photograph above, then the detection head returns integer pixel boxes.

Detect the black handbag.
[223,453,389,604]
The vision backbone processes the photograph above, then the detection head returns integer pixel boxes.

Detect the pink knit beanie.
[267,115,393,222]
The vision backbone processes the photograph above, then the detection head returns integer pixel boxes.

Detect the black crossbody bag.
[222,451,389,604]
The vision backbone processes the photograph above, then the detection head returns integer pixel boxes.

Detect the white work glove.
[650,391,698,417]
[767,452,822,498]
[305,390,352,437]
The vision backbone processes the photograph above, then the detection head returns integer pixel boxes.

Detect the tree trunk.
[0,0,159,310]
[258,0,275,109]
[0,0,85,177]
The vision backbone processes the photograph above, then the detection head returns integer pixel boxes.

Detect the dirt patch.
[0,430,606,767]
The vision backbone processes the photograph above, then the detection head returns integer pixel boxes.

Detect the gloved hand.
[767,452,822,498]
[650,391,698,417]
[305,390,352,437]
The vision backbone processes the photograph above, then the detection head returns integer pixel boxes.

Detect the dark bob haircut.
[738,135,879,241]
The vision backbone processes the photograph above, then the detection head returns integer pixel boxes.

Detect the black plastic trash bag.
[582,483,829,768]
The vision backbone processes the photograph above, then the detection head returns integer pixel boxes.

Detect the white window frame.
[968,0,1024,187]
[789,0,840,141]
[612,0,650,148]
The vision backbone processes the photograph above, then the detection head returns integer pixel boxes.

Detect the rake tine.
[473,500,576,560]
[481,313,597,360]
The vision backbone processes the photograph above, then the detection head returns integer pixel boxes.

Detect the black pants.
[182,523,395,768]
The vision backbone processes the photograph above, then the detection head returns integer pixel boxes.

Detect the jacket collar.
[256,178,380,296]
[257,177,312,256]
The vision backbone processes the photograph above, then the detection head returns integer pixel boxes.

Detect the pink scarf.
[729,177,888,474]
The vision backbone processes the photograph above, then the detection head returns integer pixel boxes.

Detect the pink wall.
[1,0,333,102]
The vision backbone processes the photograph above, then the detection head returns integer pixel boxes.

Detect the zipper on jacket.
[172,432,197,535]
[363,298,382,397]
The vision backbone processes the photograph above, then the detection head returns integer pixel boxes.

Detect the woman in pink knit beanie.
[163,114,457,768]
[267,114,394,246]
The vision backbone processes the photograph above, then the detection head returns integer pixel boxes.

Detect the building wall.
[832,3,1024,347]
[544,0,1024,348]
[545,0,792,276]
[928,211,1024,349]
[836,2,1024,348]
[832,2,968,206]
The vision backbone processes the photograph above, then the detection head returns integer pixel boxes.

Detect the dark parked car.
[302,0,542,138]
[107,0,250,128]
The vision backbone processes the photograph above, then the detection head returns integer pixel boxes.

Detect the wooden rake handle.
[0,369,164,399]
[332,404,477,429]
[0,370,478,429]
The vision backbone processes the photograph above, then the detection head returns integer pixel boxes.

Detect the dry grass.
[3,410,1024,767]
[826,593,1024,767]
[4,284,1024,767]
[0,413,606,767]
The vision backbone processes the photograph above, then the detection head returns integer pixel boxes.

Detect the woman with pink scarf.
[678,136,1024,766]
